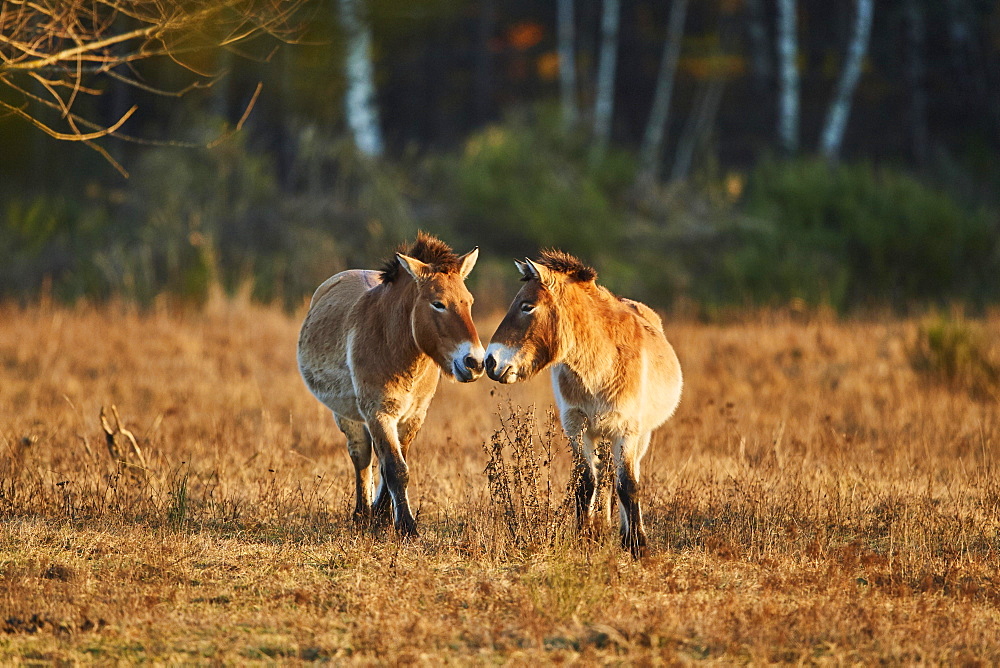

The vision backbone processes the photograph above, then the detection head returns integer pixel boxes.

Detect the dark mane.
[379,232,461,282]
[534,249,598,283]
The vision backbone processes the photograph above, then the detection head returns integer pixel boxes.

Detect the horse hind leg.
[334,414,374,525]
[615,433,650,558]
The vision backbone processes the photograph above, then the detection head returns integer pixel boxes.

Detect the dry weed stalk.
[483,403,577,552]
[99,404,148,470]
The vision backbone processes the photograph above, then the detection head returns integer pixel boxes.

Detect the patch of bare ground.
[1,299,998,662]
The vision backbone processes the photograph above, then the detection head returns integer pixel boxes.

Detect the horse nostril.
[485,356,496,374]
[465,355,483,373]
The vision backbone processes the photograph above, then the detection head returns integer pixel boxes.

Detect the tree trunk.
[638,0,688,184]
[557,0,578,131]
[745,0,772,88]
[903,0,928,167]
[591,0,620,162]
[944,0,975,72]
[337,0,383,158]
[671,75,725,183]
[474,0,495,125]
[775,0,799,155]
[819,0,874,162]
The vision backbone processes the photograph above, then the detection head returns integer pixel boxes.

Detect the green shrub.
[743,159,1000,308]
[910,314,1000,400]
[0,195,115,301]
[440,109,634,260]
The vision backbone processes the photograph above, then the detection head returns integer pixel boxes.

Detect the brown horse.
[485,250,682,556]
[298,233,484,537]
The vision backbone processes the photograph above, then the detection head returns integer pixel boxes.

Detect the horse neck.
[373,276,426,370]
[556,285,620,390]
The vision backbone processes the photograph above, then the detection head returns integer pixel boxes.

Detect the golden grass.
[2,298,999,663]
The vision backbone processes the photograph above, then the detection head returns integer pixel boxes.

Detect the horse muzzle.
[451,344,485,382]
[484,347,519,384]
[452,358,482,383]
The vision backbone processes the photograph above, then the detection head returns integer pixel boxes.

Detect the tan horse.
[485,250,682,556]
[298,233,484,537]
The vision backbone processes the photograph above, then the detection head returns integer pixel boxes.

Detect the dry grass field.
[2,295,999,663]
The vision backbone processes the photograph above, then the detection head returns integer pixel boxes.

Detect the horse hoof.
[622,533,648,559]
[396,518,420,540]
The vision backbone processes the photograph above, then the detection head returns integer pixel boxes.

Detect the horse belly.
[302,365,364,421]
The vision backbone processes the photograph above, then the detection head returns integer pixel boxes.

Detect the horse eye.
[520,302,535,313]
[431,301,447,311]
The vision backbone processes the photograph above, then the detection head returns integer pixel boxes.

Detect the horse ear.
[397,253,431,281]
[458,247,479,280]
[514,259,531,279]
[524,258,555,288]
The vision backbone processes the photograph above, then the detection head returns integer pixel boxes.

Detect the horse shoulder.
[346,284,440,417]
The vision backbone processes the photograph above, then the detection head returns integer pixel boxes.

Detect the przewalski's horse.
[298,233,485,537]
[485,250,682,556]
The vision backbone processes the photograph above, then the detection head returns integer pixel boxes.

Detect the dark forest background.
[1,0,999,314]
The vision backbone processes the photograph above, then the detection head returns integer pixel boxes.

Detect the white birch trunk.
[338,0,383,158]
[591,0,620,160]
[639,0,688,182]
[557,0,578,131]
[776,0,799,154]
[819,0,874,162]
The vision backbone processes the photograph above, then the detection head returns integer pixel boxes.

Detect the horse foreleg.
[562,409,602,537]
[615,432,650,558]
[371,412,424,527]
[575,457,597,535]
[367,415,418,538]
[370,462,392,528]
[335,415,374,525]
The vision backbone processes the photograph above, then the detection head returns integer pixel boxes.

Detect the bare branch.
[0,0,305,162]
[0,98,136,139]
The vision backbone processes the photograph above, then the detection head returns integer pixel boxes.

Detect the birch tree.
[819,0,874,162]
[638,0,688,183]
[591,0,620,162]
[337,0,383,158]
[557,0,578,131]
[775,0,799,154]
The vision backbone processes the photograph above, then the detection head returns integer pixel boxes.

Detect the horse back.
[308,269,381,310]
[619,297,664,333]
